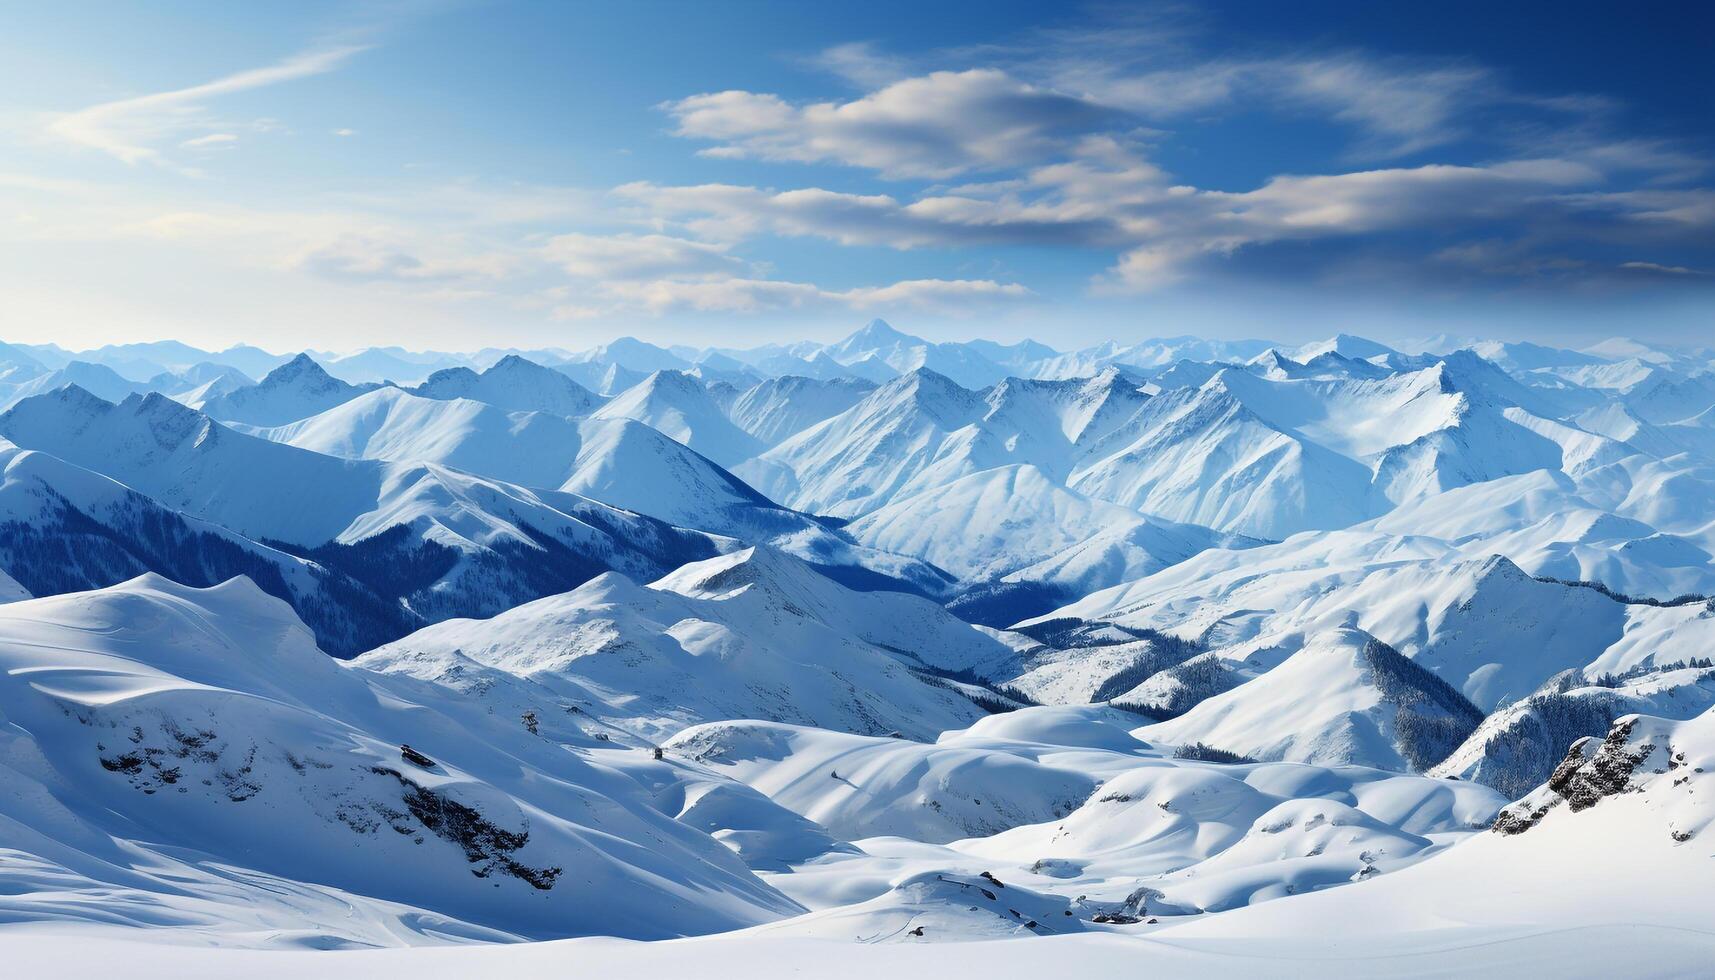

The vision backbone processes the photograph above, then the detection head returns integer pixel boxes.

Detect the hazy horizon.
[7,318,1711,363]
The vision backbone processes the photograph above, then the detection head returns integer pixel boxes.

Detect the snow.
[360,547,1002,743]
[248,386,766,524]
[1135,628,1477,771]
[851,465,1148,581]
[4,327,1715,971]
[199,354,383,426]
[0,361,151,411]
[593,370,765,466]
[727,375,875,446]
[667,721,1099,844]
[0,385,732,640]
[243,386,952,595]
[411,354,605,417]
[0,576,799,943]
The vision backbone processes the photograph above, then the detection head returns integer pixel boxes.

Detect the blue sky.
[1,0,1710,352]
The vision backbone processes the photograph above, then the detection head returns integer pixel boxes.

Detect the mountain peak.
[856,318,904,340]
[1295,334,1399,362]
[891,367,965,395]
[486,353,558,378]
[835,318,921,353]
[639,368,703,394]
[123,391,212,450]
[24,382,115,420]
[262,353,336,387]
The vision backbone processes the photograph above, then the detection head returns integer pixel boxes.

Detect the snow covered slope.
[1432,661,1715,798]
[0,575,799,942]
[246,386,951,596]
[0,386,723,631]
[0,360,152,410]
[744,345,1686,546]
[4,327,1715,971]
[360,548,1000,742]
[667,721,1100,843]
[411,354,605,417]
[726,375,876,447]
[0,441,417,655]
[1136,628,1484,772]
[815,320,1011,389]
[561,336,693,375]
[743,368,1160,520]
[593,370,766,466]
[848,464,1241,592]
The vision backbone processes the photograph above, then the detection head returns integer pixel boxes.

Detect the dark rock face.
[370,767,562,890]
[1492,717,1664,835]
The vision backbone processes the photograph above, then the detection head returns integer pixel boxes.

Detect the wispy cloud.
[543,232,742,280]
[47,46,366,173]
[618,145,1715,294]
[1620,260,1709,277]
[600,275,1030,314]
[180,132,239,149]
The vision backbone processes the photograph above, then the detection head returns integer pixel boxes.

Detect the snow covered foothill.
[360,547,1005,743]
[1134,628,1485,772]
[694,704,1503,938]
[666,721,1100,844]
[0,575,801,944]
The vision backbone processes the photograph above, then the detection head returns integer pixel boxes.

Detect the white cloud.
[1620,261,1708,277]
[1057,54,1496,158]
[1271,57,1492,157]
[542,232,741,280]
[179,132,238,149]
[663,69,1113,179]
[1023,15,1559,160]
[292,234,519,283]
[836,277,1032,308]
[600,275,1029,314]
[47,46,365,172]
[1562,189,1715,227]
[535,228,1033,315]
[810,42,911,88]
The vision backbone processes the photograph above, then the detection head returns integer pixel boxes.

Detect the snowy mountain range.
[2,322,1713,972]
